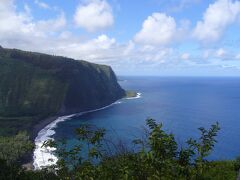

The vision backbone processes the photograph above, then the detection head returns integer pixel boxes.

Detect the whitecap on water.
[125,92,142,100]
[33,100,123,170]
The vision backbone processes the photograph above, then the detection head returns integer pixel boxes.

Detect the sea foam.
[125,92,142,100]
[33,115,74,169]
[33,101,123,170]
[33,93,142,170]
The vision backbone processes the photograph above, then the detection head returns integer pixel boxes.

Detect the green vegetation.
[44,119,237,180]
[0,132,34,179]
[0,47,125,136]
[0,46,238,179]
[0,119,239,179]
[0,131,33,164]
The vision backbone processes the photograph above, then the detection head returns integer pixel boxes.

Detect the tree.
[0,132,33,179]
[42,119,227,179]
[187,122,220,177]
[0,131,33,164]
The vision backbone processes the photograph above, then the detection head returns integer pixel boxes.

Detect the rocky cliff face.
[0,47,125,135]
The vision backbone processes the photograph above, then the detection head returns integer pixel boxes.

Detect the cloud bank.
[74,0,114,32]
[0,0,240,75]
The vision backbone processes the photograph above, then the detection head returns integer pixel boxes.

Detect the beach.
[32,93,141,170]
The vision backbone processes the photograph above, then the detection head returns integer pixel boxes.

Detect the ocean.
[33,76,240,168]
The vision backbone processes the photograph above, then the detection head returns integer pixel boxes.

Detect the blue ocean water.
[54,76,240,160]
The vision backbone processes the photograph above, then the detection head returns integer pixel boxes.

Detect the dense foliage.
[0,47,125,136]
[42,119,238,179]
[0,131,33,164]
[0,132,33,179]
[0,119,239,179]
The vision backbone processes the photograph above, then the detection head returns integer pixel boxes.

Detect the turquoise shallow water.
[54,76,240,160]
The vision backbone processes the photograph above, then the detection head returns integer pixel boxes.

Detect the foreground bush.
[43,119,238,179]
[0,119,239,179]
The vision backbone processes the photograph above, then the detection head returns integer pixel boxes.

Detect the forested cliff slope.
[0,46,125,135]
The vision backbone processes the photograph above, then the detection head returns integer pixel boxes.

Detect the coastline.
[23,115,65,170]
[31,92,142,170]
[31,92,141,142]
[125,92,141,100]
[33,114,75,169]
[31,116,60,142]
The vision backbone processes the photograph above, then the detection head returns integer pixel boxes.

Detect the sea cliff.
[0,46,125,136]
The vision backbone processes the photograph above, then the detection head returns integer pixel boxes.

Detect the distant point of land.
[125,90,138,98]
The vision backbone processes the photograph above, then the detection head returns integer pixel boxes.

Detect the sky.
[1,0,240,76]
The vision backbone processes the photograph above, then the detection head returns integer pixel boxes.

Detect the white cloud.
[0,0,36,38]
[181,53,190,60]
[34,0,50,9]
[201,48,227,60]
[200,48,240,61]
[216,48,226,57]
[36,12,66,32]
[76,34,115,52]
[235,54,240,59]
[0,0,69,57]
[134,13,177,46]
[24,4,31,15]
[193,0,240,42]
[139,46,173,62]
[2,0,240,75]
[0,0,118,63]
[54,34,116,61]
[0,1,179,70]
[123,41,135,56]
[0,0,66,39]
[74,0,114,32]
[202,50,210,59]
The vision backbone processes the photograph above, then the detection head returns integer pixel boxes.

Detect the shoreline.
[31,92,141,142]
[31,93,142,170]
[23,115,67,170]
[33,114,75,169]
[125,92,141,100]
[23,115,64,170]
[31,116,60,142]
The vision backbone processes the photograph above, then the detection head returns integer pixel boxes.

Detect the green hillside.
[0,47,125,136]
